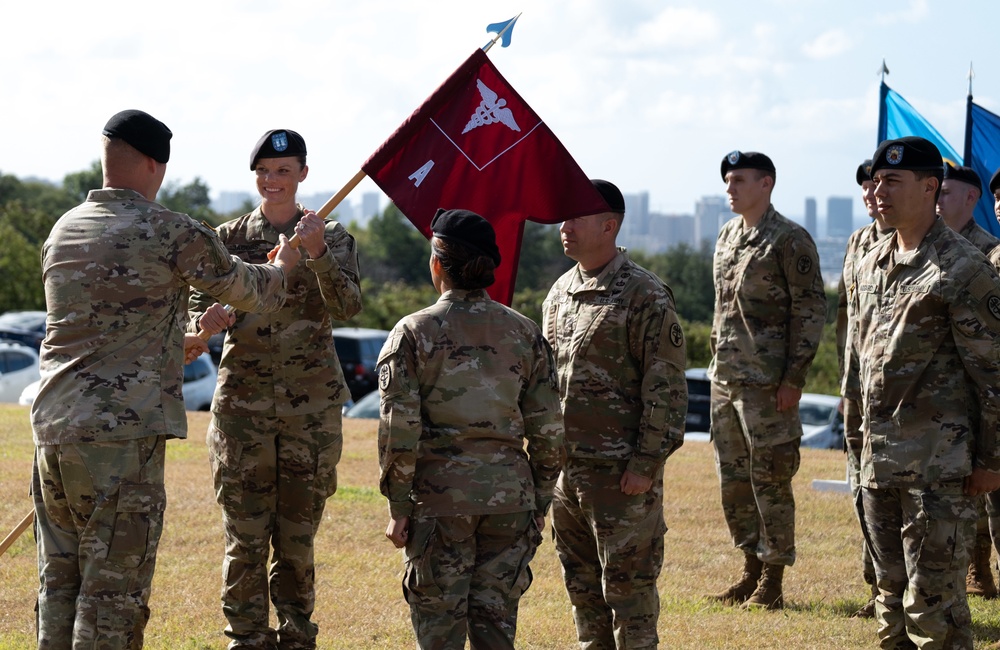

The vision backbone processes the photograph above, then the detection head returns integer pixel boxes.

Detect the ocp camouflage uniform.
[32,188,288,649]
[845,219,1000,649]
[709,205,826,567]
[377,288,563,650]
[542,249,687,650]
[188,206,361,649]
[952,218,1000,596]
[838,220,893,591]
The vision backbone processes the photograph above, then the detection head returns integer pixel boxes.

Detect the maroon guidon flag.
[362,48,610,305]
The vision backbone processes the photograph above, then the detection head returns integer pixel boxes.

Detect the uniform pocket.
[403,517,442,601]
[206,423,243,509]
[314,431,343,505]
[107,483,166,569]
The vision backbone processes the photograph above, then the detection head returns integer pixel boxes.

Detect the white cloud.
[802,29,853,60]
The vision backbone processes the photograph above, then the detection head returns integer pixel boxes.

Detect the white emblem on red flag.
[462,79,521,134]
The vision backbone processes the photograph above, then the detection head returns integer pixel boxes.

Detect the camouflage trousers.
[552,460,665,650]
[845,397,876,586]
[207,410,342,650]
[32,436,167,650]
[862,484,976,650]
[711,382,801,566]
[402,511,540,650]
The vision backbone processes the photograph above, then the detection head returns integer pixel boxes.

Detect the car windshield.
[799,402,835,426]
[0,312,45,330]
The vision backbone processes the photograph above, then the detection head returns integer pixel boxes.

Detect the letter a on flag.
[362,48,610,305]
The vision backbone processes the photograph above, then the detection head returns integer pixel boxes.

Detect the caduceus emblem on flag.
[462,80,521,134]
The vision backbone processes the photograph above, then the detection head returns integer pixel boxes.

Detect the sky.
[4,0,999,222]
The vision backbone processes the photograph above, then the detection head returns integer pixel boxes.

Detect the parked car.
[0,342,40,403]
[332,327,389,402]
[183,352,218,411]
[685,367,711,435]
[343,389,380,419]
[19,352,218,411]
[0,310,47,350]
[799,393,844,450]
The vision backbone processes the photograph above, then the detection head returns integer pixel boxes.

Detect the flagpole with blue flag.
[963,63,1000,237]
[878,78,963,166]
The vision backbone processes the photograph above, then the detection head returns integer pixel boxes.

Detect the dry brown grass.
[3,403,1000,648]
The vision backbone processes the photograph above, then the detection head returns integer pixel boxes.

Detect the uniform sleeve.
[779,230,826,389]
[627,287,688,478]
[175,219,288,316]
[376,325,423,518]
[304,221,363,321]
[953,267,1000,472]
[520,331,565,517]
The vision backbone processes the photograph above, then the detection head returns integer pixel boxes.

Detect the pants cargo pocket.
[403,518,442,603]
[207,423,244,510]
[107,483,166,570]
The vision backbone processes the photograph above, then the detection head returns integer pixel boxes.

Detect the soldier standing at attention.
[936,162,1000,600]
[542,179,688,649]
[191,129,362,649]
[707,151,826,611]
[838,158,893,618]
[32,110,297,648]
[845,136,1000,648]
[377,209,563,650]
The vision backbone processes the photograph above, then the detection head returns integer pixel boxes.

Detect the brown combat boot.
[708,553,763,606]
[967,533,998,598]
[742,563,785,610]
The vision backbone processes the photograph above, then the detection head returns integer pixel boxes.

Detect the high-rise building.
[694,196,735,249]
[361,192,381,222]
[827,197,853,238]
[804,198,817,238]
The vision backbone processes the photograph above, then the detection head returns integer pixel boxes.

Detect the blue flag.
[964,99,1000,237]
[878,81,963,166]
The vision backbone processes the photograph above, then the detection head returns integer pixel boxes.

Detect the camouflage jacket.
[709,205,826,389]
[188,205,362,415]
[991,245,1000,270]
[837,220,893,398]
[377,289,564,519]
[845,218,1000,487]
[32,189,288,445]
[542,249,687,478]
[959,218,1000,257]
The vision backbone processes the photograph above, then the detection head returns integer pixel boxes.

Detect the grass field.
[3,403,1000,649]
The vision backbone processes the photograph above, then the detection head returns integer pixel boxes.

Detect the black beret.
[856,159,873,186]
[720,150,775,180]
[431,209,501,266]
[870,136,943,178]
[591,179,625,214]
[943,163,982,192]
[991,168,1000,195]
[250,129,307,170]
[102,109,172,163]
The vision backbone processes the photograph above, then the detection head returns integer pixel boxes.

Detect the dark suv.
[333,327,389,402]
[685,368,711,434]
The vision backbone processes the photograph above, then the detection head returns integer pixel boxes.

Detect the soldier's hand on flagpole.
[199,303,236,337]
[293,210,328,259]
[183,334,209,364]
[268,233,302,268]
[386,515,410,548]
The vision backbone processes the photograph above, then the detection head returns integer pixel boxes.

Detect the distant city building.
[826,196,853,238]
[361,192,381,222]
[804,197,817,239]
[212,191,254,214]
[694,196,735,249]
[622,191,650,239]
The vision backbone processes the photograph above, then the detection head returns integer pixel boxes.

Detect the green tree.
[513,222,572,293]
[632,243,715,324]
[0,202,48,311]
[362,205,429,285]
[158,177,220,225]
[62,161,103,203]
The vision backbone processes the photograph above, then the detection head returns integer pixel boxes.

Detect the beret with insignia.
[944,163,983,193]
[721,150,776,181]
[250,129,307,170]
[856,159,873,186]
[431,209,501,266]
[870,136,943,179]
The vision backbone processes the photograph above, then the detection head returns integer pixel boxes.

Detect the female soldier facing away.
[377,209,564,650]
